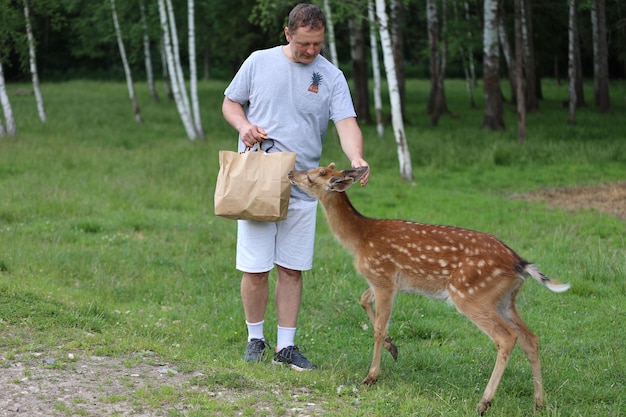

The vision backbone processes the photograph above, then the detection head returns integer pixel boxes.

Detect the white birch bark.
[165,0,192,118]
[139,0,159,101]
[323,0,339,67]
[0,60,16,136]
[188,0,204,139]
[158,0,196,139]
[375,0,413,181]
[23,0,46,123]
[368,0,384,137]
[111,0,142,123]
[568,0,577,125]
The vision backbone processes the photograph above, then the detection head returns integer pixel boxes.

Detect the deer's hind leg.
[500,296,545,411]
[451,293,518,415]
[360,288,398,362]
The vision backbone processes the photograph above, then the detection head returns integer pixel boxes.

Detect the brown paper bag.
[214,141,296,222]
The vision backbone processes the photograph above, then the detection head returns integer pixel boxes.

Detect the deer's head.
[288,163,369,198]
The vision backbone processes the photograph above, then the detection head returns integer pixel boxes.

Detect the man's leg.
[241,271,270,324]
[241,271,271,362]
[275,265,302,329]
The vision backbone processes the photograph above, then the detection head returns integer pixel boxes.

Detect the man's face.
[284,26,325,64]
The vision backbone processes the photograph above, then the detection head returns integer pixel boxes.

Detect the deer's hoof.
[477,400,491,415]
[362,375,378,385]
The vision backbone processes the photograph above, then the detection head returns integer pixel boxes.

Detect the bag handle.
[246,138,275,153]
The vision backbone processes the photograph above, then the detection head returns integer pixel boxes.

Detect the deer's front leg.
[362,288,395,385]
[360,288,398,361]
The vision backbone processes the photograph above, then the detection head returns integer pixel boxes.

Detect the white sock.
[276,326,296,351]
[246,320,264,342]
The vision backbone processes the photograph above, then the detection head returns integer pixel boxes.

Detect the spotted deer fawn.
[288,163,570,415]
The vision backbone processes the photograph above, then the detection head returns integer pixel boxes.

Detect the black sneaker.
[242,338,270,362]
[272,346,317,371]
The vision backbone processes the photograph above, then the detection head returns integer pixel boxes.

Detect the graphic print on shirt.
[308,71,323,93]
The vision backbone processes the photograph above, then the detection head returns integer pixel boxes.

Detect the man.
[222,3,369,371]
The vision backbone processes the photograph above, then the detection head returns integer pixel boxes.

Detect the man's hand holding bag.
[214,139,296,222]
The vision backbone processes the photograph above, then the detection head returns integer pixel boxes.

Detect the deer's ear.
[342,166,369,183]
[329,176,355,192]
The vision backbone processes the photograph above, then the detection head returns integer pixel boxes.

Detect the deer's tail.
[523,263,571,293]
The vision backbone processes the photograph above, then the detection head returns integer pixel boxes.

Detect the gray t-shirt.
[224,45,357,201]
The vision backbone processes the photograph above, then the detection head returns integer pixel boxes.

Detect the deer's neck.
[318,191,369,254]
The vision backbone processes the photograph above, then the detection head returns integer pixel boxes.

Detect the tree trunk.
[160,38,174,101]
[498,15,516,103]
[0,59,17,136]
[158,0,196,139]
[482,0,505,130]
[456,0,476,108]
[464,1,478,88]
[110,0,142,123]
[140,0,159,102]
[323,0,339,67]
[568,0,577,125]
[521,0,538,112]
[430,0,451,126]
[188,0,205,140]
[591,0,610,112]
[349,18,371,124]
[368,0,384,137]
[165,0,192,119]
[23,0,46,123]
[574,23,586,107]
[514,0,526,142]
[375,0,413,181]
[426,0,439,115]
[391,0,406,121]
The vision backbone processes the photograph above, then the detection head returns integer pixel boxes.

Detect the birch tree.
[391,0,406,121]
[591,0,610,112]
[0,58,16,137]
[188,0,205,139]
[323,0,339,67]
[110,0,142,123]
[498,15,516,103]
[139,0,159,102]
[23,0,46,123]
[368,0,384,137]
[568,0,577,125]
[158,0,196,139]
[482,0,505,130]
[375,0,412,181]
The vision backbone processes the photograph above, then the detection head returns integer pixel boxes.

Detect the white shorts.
[236,199,318,273]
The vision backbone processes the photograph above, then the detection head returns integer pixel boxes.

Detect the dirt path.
[513,181,626,220]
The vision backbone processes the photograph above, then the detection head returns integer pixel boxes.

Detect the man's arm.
[335,117,369,186]
[222,97,267,148]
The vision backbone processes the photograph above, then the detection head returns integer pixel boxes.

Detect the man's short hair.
[288,3,326,33]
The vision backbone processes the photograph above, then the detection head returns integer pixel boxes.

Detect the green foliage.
[0,79,624,415]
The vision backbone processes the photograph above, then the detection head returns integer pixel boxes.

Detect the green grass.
[1,78,625,416]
